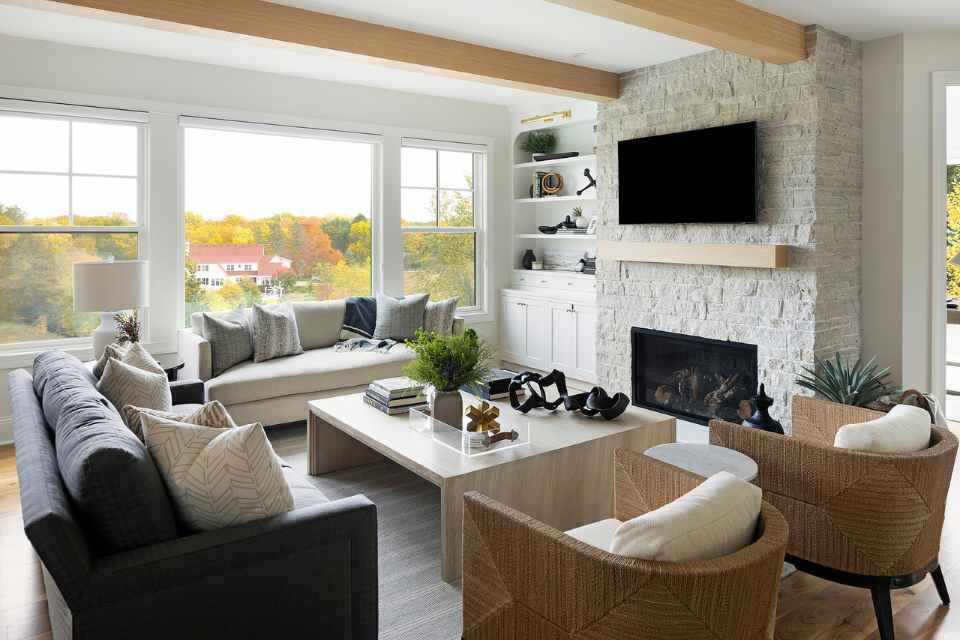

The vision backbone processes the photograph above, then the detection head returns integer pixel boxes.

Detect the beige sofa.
[179,299,463,426]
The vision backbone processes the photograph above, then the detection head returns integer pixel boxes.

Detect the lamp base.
[92,312,120,360]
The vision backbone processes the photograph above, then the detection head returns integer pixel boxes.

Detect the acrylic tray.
[408,405,530,457]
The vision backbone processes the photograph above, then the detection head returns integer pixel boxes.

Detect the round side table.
[643,442,759,482]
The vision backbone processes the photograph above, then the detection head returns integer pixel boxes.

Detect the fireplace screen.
[631,328,758,425]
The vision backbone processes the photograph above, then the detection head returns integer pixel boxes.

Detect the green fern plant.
[795,353,899,408]
[404,328,492,392]
[520,130,557,155]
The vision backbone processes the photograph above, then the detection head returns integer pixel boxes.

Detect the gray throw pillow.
[424,297,460,336]
[203,310,253,376]
[374,293,430,341]
[97,358,173,425]
[252,303,304,363]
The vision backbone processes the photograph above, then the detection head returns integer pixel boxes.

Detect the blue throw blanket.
[341,296,377,339]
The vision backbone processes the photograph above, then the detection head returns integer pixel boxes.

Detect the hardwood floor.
[2,434,960,640]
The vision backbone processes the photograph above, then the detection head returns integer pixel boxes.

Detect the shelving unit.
[515,234,597,241]
[513,154,597,170]
[514,195,596,204]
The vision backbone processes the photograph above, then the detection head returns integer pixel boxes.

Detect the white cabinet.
[501,290,596,383]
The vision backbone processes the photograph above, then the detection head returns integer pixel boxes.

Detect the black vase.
[742,383,785,434]
[521,249,536,270]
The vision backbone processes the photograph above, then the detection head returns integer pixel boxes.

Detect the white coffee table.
[307,392,675,582]
[644,442,759,482]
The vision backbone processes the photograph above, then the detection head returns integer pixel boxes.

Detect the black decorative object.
[577,168,597,196]
[533,151,579,162]
[742,384,784,434]
[508,369,628,420]
[521,249,537,270]
[579,256,596,275]
[538,215,579,235]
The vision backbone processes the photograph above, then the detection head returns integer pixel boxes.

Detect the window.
[0,107,144,346]
[401,140,484,309]
[182,119,376,324]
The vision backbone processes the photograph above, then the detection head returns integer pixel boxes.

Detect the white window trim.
[400,139,487,317]
[0,102,149,357]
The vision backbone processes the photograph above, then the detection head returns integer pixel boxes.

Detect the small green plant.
[521,130,557,155]
[114,310,141,344]
[404,328,493,392]
[571,205,584,218]
[795,353,899,408]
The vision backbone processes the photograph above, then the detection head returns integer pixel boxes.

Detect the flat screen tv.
[618,121,758,224]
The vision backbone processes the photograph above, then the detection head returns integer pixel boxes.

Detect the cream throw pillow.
[834,404,932,454]
[93,342,129,378]
[122,400,236,440]
[609,471,762,562]
[142,414,293,531]
[98,358,173,426]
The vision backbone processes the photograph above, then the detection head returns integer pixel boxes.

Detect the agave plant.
[795,353,899,408]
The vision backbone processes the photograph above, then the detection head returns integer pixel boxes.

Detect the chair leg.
[931,566,951,606]
[871,585,895,640]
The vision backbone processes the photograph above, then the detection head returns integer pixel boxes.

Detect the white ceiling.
[0,1,707,109]
[742,0,960,42]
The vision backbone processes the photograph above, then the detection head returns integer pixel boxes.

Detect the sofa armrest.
[169,378,205,405]
[178,329,211,382]
[613,447,704,521]
[81,496,377,636]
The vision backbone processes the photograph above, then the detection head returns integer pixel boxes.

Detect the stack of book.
[364,377,427,415]
[462,369,526,401]
[556,228,589,235]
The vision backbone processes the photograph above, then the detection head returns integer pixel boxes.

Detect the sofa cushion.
[122,400,236,440]
[33,350,115,434]
[609,471,762,562]
[206,344,416,406]
[204,310,255,376]
[374,293,429,341]
[252,303,304,363]
[55,396,179,553]
[424,297,459,336]
[97,358,173,428]
[294,300,346,350]
[284,468,329,509]
[565,518,623,550]
[834,404,932,453]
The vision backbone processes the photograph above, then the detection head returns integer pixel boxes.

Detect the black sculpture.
[521,249,536,270]
[577,168,597,196]
[538,215,578,235]
[508,369,629,420]
[741,383,785,434]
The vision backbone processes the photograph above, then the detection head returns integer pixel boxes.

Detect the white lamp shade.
[73,260,149,312]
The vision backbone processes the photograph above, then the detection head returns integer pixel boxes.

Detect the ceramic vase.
[431,389,464,429]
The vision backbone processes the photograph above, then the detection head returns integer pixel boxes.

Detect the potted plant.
[404,328,493,428]
[521,130,557,161]
[795,353,899,408]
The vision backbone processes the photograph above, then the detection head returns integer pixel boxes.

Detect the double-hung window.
[401,139,485,311]
[0,102,145,347]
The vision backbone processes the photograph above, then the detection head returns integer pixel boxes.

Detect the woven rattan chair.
[710,396,959,640]
[461,448,789,639]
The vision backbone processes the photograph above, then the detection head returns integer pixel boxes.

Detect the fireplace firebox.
[631,328,758,425]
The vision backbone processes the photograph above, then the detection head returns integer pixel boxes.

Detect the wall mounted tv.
[618,121,759,224]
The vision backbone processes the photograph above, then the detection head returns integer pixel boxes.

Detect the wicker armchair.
[710,396,959,640]
[461,448,788,639]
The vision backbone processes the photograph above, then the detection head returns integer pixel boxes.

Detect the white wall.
[0,34,513,443]
[862,33,960,393]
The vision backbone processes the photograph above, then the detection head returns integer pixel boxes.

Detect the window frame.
[400,138,487,315]
[178,116,382,326]
[0,100,148,354]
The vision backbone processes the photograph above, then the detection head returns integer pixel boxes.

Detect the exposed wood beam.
[15,0,620,101]
[546,0,807,64]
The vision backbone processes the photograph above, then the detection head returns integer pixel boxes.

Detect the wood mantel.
[598,240,789,269]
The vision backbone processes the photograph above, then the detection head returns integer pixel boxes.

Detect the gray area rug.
[308,460,463,640]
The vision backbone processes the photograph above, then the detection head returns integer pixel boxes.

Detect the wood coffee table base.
[307,395,675,582]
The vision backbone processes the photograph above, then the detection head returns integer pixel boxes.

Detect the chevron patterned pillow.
[98,358,173,426]
[122,400,237,441]
[142,414,293,531]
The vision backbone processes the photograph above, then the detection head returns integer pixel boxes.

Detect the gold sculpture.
[465,401,500,433]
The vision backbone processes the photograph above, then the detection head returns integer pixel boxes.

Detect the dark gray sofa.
[10,352,378,640]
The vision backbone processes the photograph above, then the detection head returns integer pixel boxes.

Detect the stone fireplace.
[632,328,758,425]
[596,26,862,432]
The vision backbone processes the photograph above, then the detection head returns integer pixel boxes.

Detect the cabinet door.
[500,297,525,363]
[549,303,577,372]
[573,305,598,382]
[523,299,549,368]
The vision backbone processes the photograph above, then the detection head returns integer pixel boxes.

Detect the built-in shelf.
[598,241,789,269]
[512,269,594,279]
[514,154,596,169]
[514,195,596,204]
[516,234,597,241]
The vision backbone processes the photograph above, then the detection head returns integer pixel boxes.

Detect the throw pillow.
[98,358,173,426]
[122,400,237,440]
[252,303,304,363]
[834,404,932,453]
[423,297,459,336]
[203,310,254,376]
[142,414,294,531]
[292,300,346,350]
[93,342,129,379]
[122,342,166,376]
[374,293,430,341]
[609,471,762,562]
[340,295,377,340]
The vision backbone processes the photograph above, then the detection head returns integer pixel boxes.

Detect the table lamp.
[73,260,149,359]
